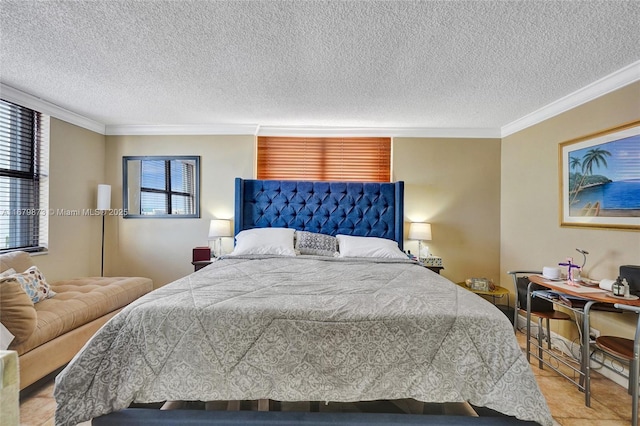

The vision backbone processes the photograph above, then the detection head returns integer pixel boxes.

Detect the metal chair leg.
[608,303,640,425]
[538,317,544,369]
[632,346,639,426]
[546,317,552,350]
[629,359,635,396]
[632,361,638,426]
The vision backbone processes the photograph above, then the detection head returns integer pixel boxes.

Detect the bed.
[54,179,553,426]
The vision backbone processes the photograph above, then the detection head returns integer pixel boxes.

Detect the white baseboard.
[516,313,630,389]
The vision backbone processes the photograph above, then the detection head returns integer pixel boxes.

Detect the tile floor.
[18,330,634,425]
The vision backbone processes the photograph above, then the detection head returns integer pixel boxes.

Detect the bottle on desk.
[624,278,631,298]
[612,276,631,297]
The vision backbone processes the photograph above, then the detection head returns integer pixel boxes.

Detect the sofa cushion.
[0,278,37,343]
[9,276,153,356]
[0,251,35,274]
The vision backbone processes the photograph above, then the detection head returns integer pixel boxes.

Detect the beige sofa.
[0,251,153,390]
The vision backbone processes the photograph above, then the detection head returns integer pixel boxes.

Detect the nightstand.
[420,257,443,274]
[425,266,444,274]
[455,281,510,309]
[191,260,212,272]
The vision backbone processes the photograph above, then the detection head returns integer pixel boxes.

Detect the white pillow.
[336,235,407,259]
[230,228,296,256]
[0,322,15,350]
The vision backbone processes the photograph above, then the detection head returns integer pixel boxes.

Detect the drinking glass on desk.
[574,269,582,282]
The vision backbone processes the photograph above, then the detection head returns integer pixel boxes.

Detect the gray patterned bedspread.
[54,256,553,426]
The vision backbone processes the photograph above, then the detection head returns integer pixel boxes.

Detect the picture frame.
[559,120,640,230]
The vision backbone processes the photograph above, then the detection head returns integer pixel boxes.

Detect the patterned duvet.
[54,256,553,426]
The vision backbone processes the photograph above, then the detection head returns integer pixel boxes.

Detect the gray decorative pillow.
[295,231,338,257]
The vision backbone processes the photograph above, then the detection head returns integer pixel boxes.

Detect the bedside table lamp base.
[409,222,432,260]
[208,219,232,258]
[418,241,429,259]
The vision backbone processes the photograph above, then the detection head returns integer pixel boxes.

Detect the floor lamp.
[97,184,111,277]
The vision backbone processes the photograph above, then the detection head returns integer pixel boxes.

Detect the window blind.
[257,137,391,182]
[139,159,195,215]
[0,99,49,253]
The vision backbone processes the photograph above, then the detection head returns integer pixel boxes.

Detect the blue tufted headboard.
[234,178,404,250]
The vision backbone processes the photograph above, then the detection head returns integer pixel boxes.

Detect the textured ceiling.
[1,0,639,133]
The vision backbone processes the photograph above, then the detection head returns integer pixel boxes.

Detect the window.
[123,156,200,218]
[0,99,49,253]
[257,137,391,182]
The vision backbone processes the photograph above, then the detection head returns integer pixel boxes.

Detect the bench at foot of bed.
[92,409,540,425]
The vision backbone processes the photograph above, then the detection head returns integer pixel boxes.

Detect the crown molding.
[0,83,106,134]
[255,125,500,138]
[501,60,640,137]
[106,124,500,138]
[105,123,259,136]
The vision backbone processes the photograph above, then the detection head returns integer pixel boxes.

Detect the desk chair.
[508,271,572,367]
[595,303,640,426]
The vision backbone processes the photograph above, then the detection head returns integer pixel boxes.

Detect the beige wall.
[501,81,640,339]
[103,135,254,287]
[32,118,106,281]
[99,135,501,287]
[394,138,502,284]
[95,135,501,287]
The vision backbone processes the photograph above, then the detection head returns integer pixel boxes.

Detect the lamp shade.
[408,222,432,241]
[208,219,232,239]
[97,184,111,210]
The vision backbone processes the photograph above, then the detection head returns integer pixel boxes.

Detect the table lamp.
[409,222,432,259]
[208,219,232,257]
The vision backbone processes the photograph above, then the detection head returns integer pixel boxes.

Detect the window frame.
[122,155,200,219]
[0,99,49,253]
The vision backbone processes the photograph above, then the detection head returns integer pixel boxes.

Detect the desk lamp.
[576,248,589,269]
[575,248,589,282]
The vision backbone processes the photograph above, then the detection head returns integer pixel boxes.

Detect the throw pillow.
[10,266,56,303]
[295,231,338,256]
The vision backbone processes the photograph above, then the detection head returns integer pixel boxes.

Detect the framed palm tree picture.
[560,120,640,230]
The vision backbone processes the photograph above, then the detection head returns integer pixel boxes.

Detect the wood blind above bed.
[257,136,391,182]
